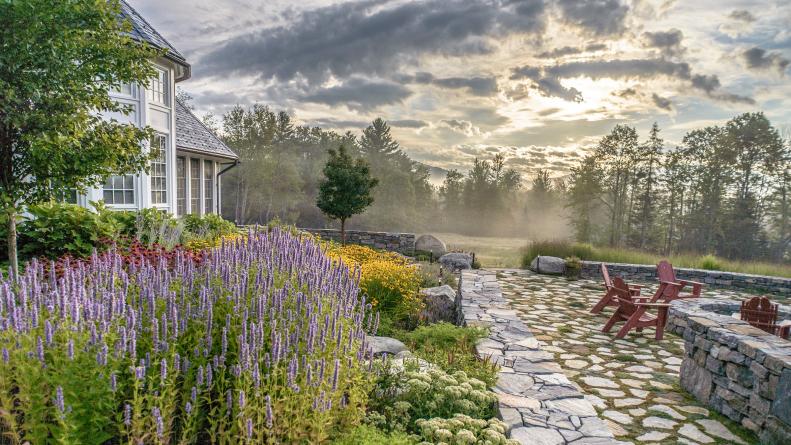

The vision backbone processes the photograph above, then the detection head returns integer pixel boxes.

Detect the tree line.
[565,113,789,261]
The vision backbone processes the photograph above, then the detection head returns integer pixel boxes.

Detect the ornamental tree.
[0,0,159,277]
[316,145,378,244]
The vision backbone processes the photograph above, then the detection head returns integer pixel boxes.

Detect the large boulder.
[415,234,447,257]
[529,256,566,275]
[368,336,408,357]
[439,252,473,271]
[420,285,456,323]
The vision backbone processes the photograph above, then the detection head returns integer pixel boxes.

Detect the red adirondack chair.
[652,260,704,302]
[602,277,671,340]
[740,296,790,339]
[591,263,643,314]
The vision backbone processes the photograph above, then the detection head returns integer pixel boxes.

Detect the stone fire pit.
[667,298,791,444]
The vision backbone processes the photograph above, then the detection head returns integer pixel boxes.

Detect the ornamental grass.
[0,228,377,444]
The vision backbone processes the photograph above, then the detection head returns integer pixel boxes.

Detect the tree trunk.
[341,218,346,246]
[6,207,18,280]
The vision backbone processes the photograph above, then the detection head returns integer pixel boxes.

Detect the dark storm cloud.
[200,0,548,84]
[511,58,754,104]
[729,10,756,23]
[641,29,685,57]
[300,78,412,111]
[398,72,499,96]
[742,47,790,74]
[555,0,630,36]
[651,93,673,110]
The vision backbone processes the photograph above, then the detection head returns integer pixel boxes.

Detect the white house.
[72,1,238,217]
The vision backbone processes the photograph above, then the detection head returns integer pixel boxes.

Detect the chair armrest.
[679,279,705,287]
[634,302,671,307]
[659,280,684,287]
[629,284,643,289]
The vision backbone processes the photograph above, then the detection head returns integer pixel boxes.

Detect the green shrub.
[698,254,723,271]
[367,364,497,434]
[401,323,497,386]
[564,256,582,279]
[181,213,236,238]
[415,415,518,445]
[331,424,415,445]
[521,240,594,267]
[19,202,119,259]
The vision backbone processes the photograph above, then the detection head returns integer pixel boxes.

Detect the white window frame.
[150,133,168,205]
[147,67,169,106]
[103,174,137,207]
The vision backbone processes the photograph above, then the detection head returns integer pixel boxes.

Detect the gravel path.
[497,269,759,444]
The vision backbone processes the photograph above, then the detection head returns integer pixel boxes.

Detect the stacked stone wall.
[300,228,415,255]
[580,261,790,295]
[666,298,791,444]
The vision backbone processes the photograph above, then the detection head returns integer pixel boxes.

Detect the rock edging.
[456,270,621,445]
[299,228,416,255]
[580,261,790,295]
[666,298,791,444]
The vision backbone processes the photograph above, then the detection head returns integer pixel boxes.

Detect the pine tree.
[629,122,663,249]
[316,145,378,244]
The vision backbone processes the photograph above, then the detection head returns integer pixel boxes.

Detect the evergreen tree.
[595,125,640,246]
[316,145,378,243]
[629,122,663,249]
[566,155,603,243]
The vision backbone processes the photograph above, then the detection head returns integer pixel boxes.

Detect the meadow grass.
[522,240,791,278]
[431,232,527,268]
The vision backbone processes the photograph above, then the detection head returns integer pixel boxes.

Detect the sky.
[133,0,791,178]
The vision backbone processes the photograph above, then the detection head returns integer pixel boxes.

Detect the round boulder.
[439,252,473,271]
[415,234,447,257]
[368,336,408,357]
[529,256,566,275]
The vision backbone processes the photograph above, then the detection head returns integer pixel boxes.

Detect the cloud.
[729,10,756,23]
[742,47,790,75]
[651,93,673,110]
[641,29,685,57]
[536,42,607,58]
[511,58,753,104]
[199,0,548,84]
[440,119,481,136]
[555,0,630,36]
[490,118,623,146]
[300,78,412,111]
[307,118,369,128]
[398,72,499,96]
[390,119,429,128]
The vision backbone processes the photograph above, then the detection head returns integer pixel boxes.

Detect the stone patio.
[497,269,761,445]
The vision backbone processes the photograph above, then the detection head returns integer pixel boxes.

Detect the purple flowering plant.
[0,228,376,444]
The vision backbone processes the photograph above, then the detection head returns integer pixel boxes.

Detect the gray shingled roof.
[175,100,238,160]
[120,1,187,65]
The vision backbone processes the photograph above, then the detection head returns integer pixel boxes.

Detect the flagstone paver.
[497,269,760,444]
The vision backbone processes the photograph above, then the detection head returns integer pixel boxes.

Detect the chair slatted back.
[601,263,613,288]
[612,277,638,316]
[656,260,675,283]
[741,296,780,334]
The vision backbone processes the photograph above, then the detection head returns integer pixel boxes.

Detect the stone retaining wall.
[299,228,415,255]
[456,270,620,444]
[666,298,791,444]
[580,261,790,295]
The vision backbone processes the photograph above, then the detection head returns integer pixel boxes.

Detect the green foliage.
[367,365,497,434]
[564,256,582,279]
[182,213,237,239]
[522,240,595,267]
[521,239,791,278]
[0,0,161,274]
[331,424,415,445]
[19,202,119,259]
[698,254,723,271]
[400,323,498,387]
[317,145,379,238]
[415,415,518,445]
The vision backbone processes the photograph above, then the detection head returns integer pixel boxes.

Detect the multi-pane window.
[150,134,168,204]
[204,160,214,214]
[190,158,201,215]
[176,156,186,215]
[111,82,134,97]
[103,175,135,205]
[147,68,168,105]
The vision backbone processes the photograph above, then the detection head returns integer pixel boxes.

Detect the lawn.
[431,232,527,268]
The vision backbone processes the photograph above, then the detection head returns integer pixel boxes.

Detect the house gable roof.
[175,99,238,161]
[119,1,190,80]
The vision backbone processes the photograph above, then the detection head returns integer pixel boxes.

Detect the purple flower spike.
[54,386,65,413]
[265,395,273,428]
[124,404,132,426]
